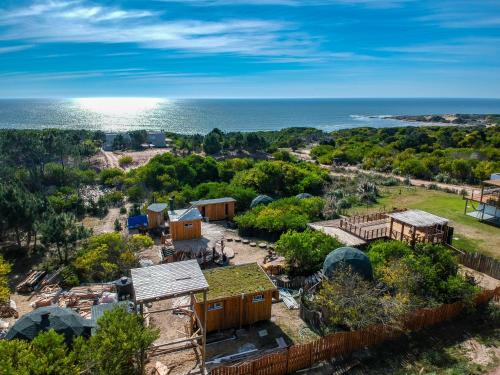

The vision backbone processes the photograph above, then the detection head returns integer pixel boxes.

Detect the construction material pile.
[15,270,46,293]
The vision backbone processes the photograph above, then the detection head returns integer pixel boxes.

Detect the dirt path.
[340,165,478,195]
[99,148,169,171]
[294,147,479,195]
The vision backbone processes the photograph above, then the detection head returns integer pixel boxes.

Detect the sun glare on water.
[74,97,165,116]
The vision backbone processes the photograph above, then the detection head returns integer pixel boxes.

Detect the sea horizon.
[1,97,499,134]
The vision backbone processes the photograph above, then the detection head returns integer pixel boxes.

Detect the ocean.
[0,98,499,134]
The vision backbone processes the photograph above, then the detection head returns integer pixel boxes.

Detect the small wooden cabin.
[193,263,278,333]
[190,197,236,221]
[147,203,168,229]
[168,207,203,241]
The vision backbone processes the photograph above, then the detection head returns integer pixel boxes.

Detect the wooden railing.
[210,287,500,375]
[339,220,388,240]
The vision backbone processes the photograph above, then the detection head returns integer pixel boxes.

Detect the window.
[184,223,193,228]
[252,294,264,303]
[208,302,223,311]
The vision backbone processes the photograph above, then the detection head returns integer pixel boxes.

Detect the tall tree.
[39,212,89,264]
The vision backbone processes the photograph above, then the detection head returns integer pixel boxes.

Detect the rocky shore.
[388,114,500,126]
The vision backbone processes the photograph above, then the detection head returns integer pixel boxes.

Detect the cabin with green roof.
[193,263,278,333]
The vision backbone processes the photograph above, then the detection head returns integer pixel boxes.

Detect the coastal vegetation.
[306,241,479,333]
[311,126,500,184]
[235,197,324,239]
[0,306,159,375]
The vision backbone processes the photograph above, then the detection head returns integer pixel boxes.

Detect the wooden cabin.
[193,263,278,333]
[190,197,236,221]
[147,203,168,229]
[168,207,203,241]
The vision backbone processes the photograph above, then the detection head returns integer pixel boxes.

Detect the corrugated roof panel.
[388,209,448,227]
[131,260,208,303]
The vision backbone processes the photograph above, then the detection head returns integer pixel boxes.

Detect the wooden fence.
[459,252,500,280]
[210,287,500,375]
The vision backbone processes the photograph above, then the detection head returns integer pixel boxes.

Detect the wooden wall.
[194,289,275,333]
[196,202,235,221]
[147,210,164,229]
[170,220,202,241]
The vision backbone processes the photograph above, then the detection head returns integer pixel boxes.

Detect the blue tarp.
[127,215,148,230]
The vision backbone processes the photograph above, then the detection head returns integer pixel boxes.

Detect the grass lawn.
[348,186,500,258]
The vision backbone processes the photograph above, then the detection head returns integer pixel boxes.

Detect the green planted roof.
[195,263,276,302]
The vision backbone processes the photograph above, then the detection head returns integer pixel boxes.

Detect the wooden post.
[400,223,404,241]
[239,293,244,328]
[202,290,207,374]
[411,226,416,248]
[389,218,394,239]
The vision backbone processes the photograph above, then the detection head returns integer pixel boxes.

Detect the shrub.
[276,229,341,275]
[99,168,124,187]
[118,155,133,167]
[235,197,323,239]
[73,232,153,282]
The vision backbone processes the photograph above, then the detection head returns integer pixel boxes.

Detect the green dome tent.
[250,195,274,208]
[322,247,373,280]
[296,193,312,199]
[5,306,93,342]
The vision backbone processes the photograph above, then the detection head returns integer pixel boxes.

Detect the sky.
[0,0,499,98]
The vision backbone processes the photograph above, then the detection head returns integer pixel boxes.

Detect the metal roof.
[388,209,448,227]
[168,207,202,222]
[131,260,208,303]
[190,197,236,206]
[484,179,500,187]
[148,203,168,213]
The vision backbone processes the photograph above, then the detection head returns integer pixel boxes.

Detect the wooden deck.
[308,220,367,247]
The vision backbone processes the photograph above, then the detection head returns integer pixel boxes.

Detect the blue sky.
[0,0,499,98]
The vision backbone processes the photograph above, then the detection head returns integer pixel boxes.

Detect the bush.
[103,191,125,207]
[118,155,133,167]
[276,229,341,275]
[368,241,479,305]
[72,232,153,282]
[231,160,329,197]
[99,168,124,187]
[235,197,324,239]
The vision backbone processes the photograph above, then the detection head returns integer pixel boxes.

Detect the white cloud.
[0,44,34,54]
[157,0,414,7]
[0,0,317,58]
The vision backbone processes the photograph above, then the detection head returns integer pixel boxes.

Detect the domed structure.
[250,195,273,208]
[6,306,93,342]
[296,193,312,199]
[322,247,373,280]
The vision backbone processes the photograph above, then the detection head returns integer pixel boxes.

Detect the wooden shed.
[147,203,168,229]
[193,263,278,333]
[168,207,203,241]
[190,197,236,221]
[387,209,452,246]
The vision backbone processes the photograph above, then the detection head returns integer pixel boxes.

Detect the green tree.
[0,330,82,375]
[76,306,159,375]
[40,212,89,264]
[203,132,222,155]
[276,229,341,275]
[0,256,11,305]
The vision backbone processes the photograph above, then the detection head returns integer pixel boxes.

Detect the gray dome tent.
[322,247,373,280]
[296,193,312,199]
[250,195,274,208]
[5,306,93,342]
